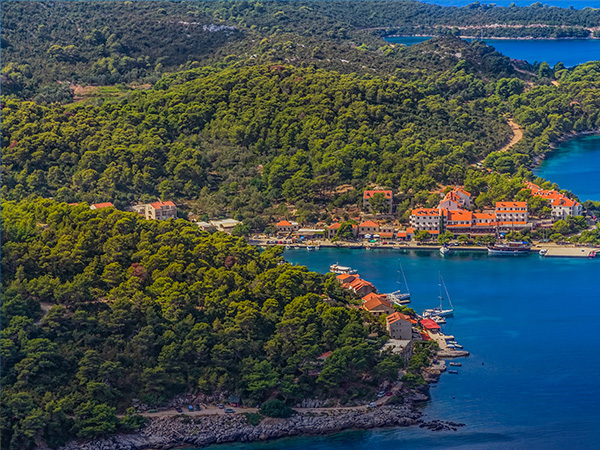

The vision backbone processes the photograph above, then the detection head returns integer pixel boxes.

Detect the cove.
[199,247,600,450]
[534,133,600,201]
[385,36,600,67]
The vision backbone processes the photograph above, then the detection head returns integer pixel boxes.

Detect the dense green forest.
[3,0,595,101]
[1,199,404,449]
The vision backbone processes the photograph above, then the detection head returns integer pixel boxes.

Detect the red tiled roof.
[336,273,358,283]
[420,319,441,330]
[150,200,176,209]
[363,190,392,199]
[379,232,394,238]
[387,312,413,324]
[411,208,440,216]
[277,220,292,227]
[496,202,527,209]
[420,332,431,341]
[317,351,332,360]
[363,296,393,311]
[448,210,473,221]
[406,227,415,234]
[359,220,379,228]
[91,202,114,209]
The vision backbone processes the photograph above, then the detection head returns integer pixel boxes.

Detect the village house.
[363,190,393,214]
[420,318,441,334]
[295,228,325,239]
[133,200,177,221]
[361,293,395,317]
[210,218,241,234]
[90,202,114,210]
[276,220,300,233]
[379,224,396,240]
[349,277,376,297]
[381,339,414,362]
[525,181,583,221]
[386,312,414,340]
[327,222,358,240]
[446,209,473,234]
[358,220,380,237]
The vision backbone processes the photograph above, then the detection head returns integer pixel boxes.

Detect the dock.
[539,247,598,258]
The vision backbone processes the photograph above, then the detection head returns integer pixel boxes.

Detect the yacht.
[423,273,454,318]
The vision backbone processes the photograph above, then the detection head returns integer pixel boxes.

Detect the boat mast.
[438,272,443,310]
[441,273,453,310]
[399,263,410,294]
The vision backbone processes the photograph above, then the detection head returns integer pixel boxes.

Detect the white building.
[386,312,414,340]
[211,219,241,233]
[134,201,177,221]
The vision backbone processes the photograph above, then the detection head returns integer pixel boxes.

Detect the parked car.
[188,405,194,412]
[386,392,393,396]
[377,391,386,398]
[175,407,183,413]
[217,404,224,409]
[367,402,377,408]
[195,405,201,411]
[224,408,235,413]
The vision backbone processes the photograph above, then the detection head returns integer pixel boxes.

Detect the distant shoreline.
[386,34,600,41]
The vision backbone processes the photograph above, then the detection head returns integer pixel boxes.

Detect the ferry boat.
[329,263,358,275]
[488,242,531,256]
[423,273,454,318]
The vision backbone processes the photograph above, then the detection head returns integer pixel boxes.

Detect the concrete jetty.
[539,247,598,258]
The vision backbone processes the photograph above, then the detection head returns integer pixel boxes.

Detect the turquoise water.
[534,134,600,201]
[201,247,600,450]
[386,36,600,67]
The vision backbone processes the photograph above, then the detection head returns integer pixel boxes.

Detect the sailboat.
[423,273,454,318]
[386,263,411,305]
[439,244,450,256]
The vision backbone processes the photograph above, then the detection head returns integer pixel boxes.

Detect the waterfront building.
[358,220,380,237]
[409,208,444,231]
[327,222,358,240]
[386,312,414,340]
[525,182,583,221]
[295,228,325,238]
[363,190,393,213]
[420,318,441,333]
[133,200,177,221]
[276,220,300,233]
[495,201,528,223]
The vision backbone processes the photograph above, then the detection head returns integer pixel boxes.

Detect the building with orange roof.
[336,273,359,284]
[133,200,177,220]
[358,220,380,237]
[495,201,528,223]
[327,222,358,239]
[276,220,299,233]
[409,208,444,231]
[348,277,376,297]
[90,202,114,210]
[363,190,393,213]
[420,318,441,332]
[446,209,473,230]
[386,312,414,340]
[523,181,582,221]
[362,294,395,317]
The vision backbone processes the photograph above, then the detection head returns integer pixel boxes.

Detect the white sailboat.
[386,263,411,305]
[423,273,454,318]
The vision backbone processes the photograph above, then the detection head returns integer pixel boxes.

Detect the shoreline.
[385,34,600,41]
[531,128,600,174]
[57,403,458,450]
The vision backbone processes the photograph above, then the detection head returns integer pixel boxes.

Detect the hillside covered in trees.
[1,199,406,449]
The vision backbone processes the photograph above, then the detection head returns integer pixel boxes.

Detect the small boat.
[447,344,456,349]
[449,362,462,367]
[454,344,463,349]
[306,246,314,250]
[448,370,458,374]
[432,316,446,325]
[329,264,358,275]
[488,242,531,256]
[314,245,320,250]
[285,245,291,250]
[440,244,451,256]
[423,273,454,318]
[539,248,548,256]
[294,246,301,250]
[446,340,457,345]
[590,251,596,259]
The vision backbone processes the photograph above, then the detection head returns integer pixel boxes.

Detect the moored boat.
[423,273,454,318]
[488,242,531,255]
[448,370,458,374]
[329,263,358,275]
[385,263,411,305]
[440,245,451,256]
[449,362,462,367]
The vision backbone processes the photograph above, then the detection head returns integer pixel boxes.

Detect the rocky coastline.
[58,404,431,450]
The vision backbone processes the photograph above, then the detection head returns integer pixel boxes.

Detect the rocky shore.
[58,405,432,450]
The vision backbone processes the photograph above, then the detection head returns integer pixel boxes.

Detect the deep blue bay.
[534,134,600,201]
[386,36,600,67]
[198,248,600,450]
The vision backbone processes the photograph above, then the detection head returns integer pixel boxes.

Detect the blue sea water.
[198,247,599,450]
[534,134,600,201]
[386,36,600,67]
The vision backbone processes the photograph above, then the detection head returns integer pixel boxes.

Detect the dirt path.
[473,118,523,167]
[35,302,54,325]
